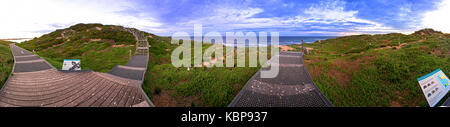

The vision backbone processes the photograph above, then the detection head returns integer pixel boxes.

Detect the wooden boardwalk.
[229,52,332,107]
[108,28,149,80]
[1,28,332,107]
[0,29,153,107]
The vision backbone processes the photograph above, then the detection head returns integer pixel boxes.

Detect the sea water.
[181,36,338,46]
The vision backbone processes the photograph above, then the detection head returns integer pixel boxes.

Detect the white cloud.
[422,0,450,33]
[282,2,295,8]
[303,0,358,22]
[181,7,279,29]
[177,0,400,36]
[0,0,163,38]
[296,0,399,35]
[177,7,303,34]
[398,5,412,17]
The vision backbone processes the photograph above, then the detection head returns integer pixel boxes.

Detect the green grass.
[35,42,135,72]
[17,24,137,72]
[290,30,449,107]
[0,40,14,89]
[144,63,259,107]
[143,36,269,107]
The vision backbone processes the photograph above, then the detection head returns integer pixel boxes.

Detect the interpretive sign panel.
[417,68,449,107]
[62,59,81,71]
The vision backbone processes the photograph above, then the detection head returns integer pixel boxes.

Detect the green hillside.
[288,29,450,107]
[17,23,137,72]
[15,23,263,107]
[0,40,14,88]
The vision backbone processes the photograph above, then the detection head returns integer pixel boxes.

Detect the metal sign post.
[302,40,305,53]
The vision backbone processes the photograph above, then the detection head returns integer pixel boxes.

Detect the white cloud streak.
[2,0,440,38]
[176,0,400,36]
[422,0,450,33]
[0,0,163,38]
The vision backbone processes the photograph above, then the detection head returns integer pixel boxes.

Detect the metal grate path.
[229,52,333,107]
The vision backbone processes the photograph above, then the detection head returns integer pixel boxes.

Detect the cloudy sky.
[0,0,449,38]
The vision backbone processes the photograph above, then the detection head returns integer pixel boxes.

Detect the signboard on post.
[417,68,450,107]
[62,59,81,71]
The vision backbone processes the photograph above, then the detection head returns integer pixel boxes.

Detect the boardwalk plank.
[229,52,332,107]
[0,37,152,107]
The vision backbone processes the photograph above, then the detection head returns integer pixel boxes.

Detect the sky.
[0,0,449,38]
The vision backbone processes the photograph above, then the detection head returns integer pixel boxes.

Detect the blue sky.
[0,0,449,38]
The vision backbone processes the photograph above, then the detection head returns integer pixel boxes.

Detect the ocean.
[277,36,338,45]
[1,38,32,43]
[7,36,338,45]
[182,36,339,46]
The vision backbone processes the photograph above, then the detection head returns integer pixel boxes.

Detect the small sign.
[62,59,81,71]
[417,69,450,107]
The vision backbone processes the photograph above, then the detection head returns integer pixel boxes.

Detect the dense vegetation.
[0,40,14,88]
[17,23,137,72]
[288,29,450,107]
[143,36,269,107]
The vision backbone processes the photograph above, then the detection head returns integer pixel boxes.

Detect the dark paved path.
[10,44,54,72]
[0,29,153,107]
[229,52,333,107]
[108,28,149,81]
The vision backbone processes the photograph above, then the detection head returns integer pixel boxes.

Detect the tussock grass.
[0,40,14,88]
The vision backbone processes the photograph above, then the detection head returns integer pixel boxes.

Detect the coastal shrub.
[0,42,14,88]
[375,53,411,84]
[350,67,390,106]
[305,30,448,106]
[345,48,364,54]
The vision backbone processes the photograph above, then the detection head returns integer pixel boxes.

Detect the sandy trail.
[279,45,294,51]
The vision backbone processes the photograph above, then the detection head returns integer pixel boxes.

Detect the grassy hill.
[15,23,263,107]
[0,40,14,88]
[17,23,137,72]
[288,29,450,107]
